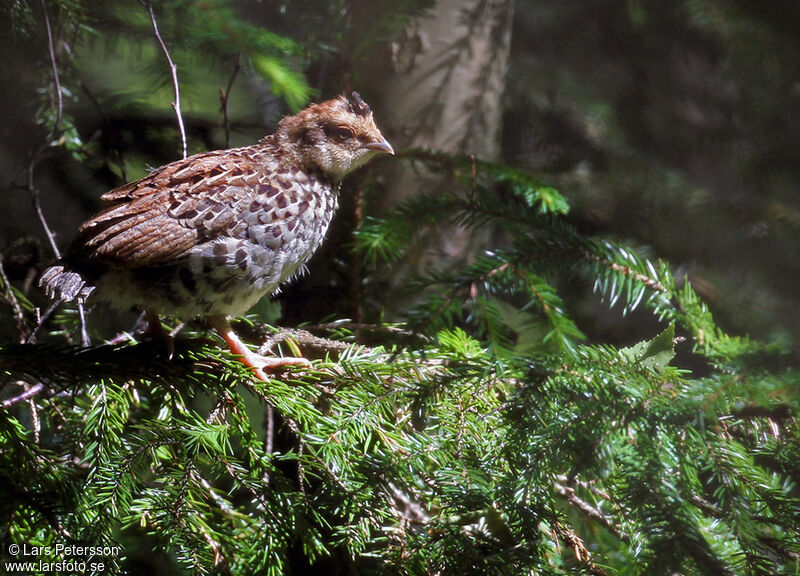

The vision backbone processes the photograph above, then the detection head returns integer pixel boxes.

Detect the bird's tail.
[39,265,95,303]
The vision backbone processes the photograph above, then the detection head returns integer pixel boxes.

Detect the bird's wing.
[71,146,277,268]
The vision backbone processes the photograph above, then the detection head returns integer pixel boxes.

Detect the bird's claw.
[248,354,313,381]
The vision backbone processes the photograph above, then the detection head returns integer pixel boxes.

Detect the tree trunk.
[369,0,514,304]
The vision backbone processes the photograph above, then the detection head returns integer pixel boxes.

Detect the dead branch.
[554,478,628,543]
[0,255,28,342]
[2,382,45,409]
[141,1,188,159]
[34,0,90,346]
[219,55,241,149]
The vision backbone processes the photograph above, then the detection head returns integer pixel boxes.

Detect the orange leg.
[206,315,311,381]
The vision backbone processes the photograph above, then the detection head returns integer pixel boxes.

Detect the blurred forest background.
[1,0,799,348]
[1,1,799,575]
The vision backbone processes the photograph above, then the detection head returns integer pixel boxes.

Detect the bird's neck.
[260,133,339,192]
[266,131,331,182]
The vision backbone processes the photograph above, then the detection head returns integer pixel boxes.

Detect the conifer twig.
[255,326,352,356]
[306,321,431,341]
[551,521,610,576]
[2,382,45,408]
[26,301,59,344]
[141,1,188,159]
[32,0,63,261]
[35,0,90,346]
[554,479,628,542]
[40,0,62,137]
[0,255,27,342]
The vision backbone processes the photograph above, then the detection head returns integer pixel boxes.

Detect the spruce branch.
[551,520,610,576]
[1,381,45,408]
[554,478,628,543]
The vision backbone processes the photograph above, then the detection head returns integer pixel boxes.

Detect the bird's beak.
[364,138,394,155]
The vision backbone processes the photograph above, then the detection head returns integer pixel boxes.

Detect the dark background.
[1,0,798,351]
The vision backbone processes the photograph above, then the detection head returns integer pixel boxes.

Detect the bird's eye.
[336,126,354,140]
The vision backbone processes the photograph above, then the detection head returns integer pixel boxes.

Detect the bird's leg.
[206,315,311,381]
[145,309,164,337]
[146,308,175,359]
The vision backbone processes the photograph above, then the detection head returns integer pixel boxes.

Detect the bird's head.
[276,92,394,180]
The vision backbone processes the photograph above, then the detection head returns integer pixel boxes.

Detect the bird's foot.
[242,353,313,382]
[207,314,312,381]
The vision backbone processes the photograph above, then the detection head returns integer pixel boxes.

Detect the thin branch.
[141,1,188,159]
[279,413,349,493]
[27,163,60,261]
[255,326,352,357]
[0,255,28,343]
[551,521,610,576]
[206,392,230,425]
[387,481,430,526]
[554,479,628,542]
[262,402,275,486]
[25,301,60,344]
[219,55,241,149]
[2,383,45,409]
[32,0,62,260]
[306,321,431,341]
[40,0,62,135]
[29,397,41,443]
[35,0,90,346]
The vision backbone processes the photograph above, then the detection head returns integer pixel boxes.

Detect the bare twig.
[76,303,90,347]
[553,521,608,576]
[29,397,41,443]
[40,0,62,135]
[306,321,431,341]
[554,479,628,542]
[35,0,90,346]
[32,0,63,260]
[206,392,230,424]
[256,326,352,357]
[2,383,45,409]
[296,441,305,494]
[219,55,241,148]
[141,1,188,159]
[27,163,60,261]
[387,481,430,526]
[279,413,349,493]
[26,301,60,344]
[551,521,610,576]
[262,402,275,484]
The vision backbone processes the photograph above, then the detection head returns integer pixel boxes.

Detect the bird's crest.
[345,91,371,117]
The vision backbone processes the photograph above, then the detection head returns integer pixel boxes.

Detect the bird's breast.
[241,169,339,254]
[176,170,340,314]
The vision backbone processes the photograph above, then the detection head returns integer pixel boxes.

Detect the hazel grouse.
[41,92,393,380]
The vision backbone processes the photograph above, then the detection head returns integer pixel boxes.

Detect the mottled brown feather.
[70,146,285,268]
